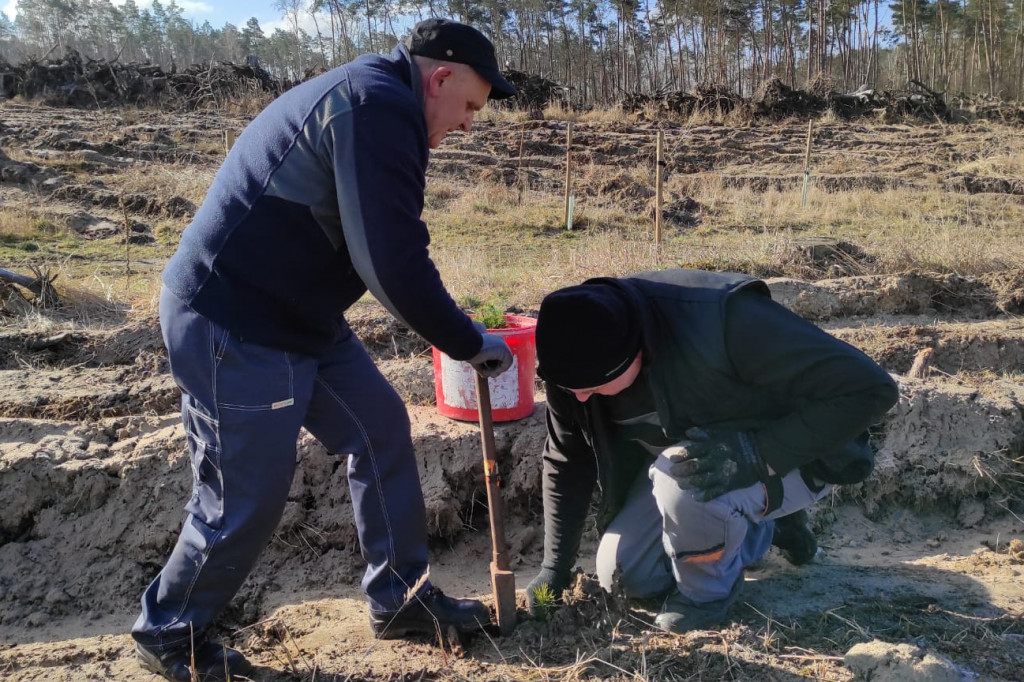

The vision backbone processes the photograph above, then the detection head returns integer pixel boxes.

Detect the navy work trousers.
[132,287,428,648]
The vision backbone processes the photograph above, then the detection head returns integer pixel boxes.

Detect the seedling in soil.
[530,583,558,622]
[474,301,509,330]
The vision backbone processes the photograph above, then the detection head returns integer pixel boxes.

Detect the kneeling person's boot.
[655,577,743,634]
[369,586,490,639]
[772,509,818,566]
[135,637,252,682]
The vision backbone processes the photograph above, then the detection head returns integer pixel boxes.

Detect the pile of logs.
[826,79,950,121]
[752,78,827,118]
[623,78,957,123]
[0,51,280,109]
[619,91,655,112]
[757,78,954,121]
[692,83,745,114]
[951,92,1024,125]
[623,84,749,117]
[503,69,568,110]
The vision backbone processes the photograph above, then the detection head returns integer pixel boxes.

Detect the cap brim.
[474,65,516,100]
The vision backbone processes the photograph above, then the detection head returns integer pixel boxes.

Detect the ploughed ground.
[0,101,1022,680]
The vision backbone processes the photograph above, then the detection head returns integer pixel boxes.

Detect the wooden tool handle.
[475,372,517,636]
[475,372,510,570]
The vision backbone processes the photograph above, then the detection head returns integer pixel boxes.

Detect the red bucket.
[432,315,537,422]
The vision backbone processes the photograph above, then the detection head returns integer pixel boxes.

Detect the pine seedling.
[474,301,508,330]
[530,583,558,622]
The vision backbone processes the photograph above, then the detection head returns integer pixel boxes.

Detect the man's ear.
[425,65,453,96]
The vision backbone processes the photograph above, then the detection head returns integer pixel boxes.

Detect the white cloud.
[260,18,289,34]
[3,0,17,22]
[106,1,213,16]
[260,14,322,37]
[177,1,213,14]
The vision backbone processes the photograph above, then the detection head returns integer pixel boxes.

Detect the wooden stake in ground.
[224,129,237,154]
[655,129,664,244]
[516,122,526,206]
[907,348,935,379]
[120,196,133,275]
[801,119,814,207]
[563,121,573,229]
[474,372,516,636]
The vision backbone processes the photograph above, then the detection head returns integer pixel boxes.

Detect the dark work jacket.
[538,269,900,576]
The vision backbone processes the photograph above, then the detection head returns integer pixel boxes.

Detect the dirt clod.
[845,640,964,681]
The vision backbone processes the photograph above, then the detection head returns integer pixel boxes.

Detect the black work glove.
[664,427,770,501]
[525,567,571,616]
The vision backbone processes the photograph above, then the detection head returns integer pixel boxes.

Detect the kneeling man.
[527,269,898,632]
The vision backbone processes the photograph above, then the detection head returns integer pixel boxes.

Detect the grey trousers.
[596,456,832,604]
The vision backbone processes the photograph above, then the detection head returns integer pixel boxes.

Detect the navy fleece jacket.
[163,45,480,359]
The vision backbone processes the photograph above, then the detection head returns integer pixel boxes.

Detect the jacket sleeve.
[325,95,481,361]
[540,384,598,575]
[723,290,899,475]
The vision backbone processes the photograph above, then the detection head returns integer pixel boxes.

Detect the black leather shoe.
[135,638,252,681]
[772,510,818,566]
[369,586,491,639]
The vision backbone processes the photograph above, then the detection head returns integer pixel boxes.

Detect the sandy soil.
[1,101,1022,681]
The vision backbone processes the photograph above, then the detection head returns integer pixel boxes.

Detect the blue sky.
[2,1,284,31]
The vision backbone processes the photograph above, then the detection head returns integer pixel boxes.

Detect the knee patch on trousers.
[671,543,726,564]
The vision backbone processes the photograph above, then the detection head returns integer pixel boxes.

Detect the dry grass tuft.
[107,163,217,208]
[957,152,1024,177]
[0,206,53,243]
[542,102,580,122]
[476,106,530,124]
[478,103,640,125]
[579,106,632,124]
[0,258,161,332]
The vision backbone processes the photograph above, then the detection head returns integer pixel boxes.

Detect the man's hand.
[525,568,570,616]
[468,332,513,378]
[663,427,770,501]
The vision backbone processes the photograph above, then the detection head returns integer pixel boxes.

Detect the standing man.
[527,269,898,633]
[133,19,516,681]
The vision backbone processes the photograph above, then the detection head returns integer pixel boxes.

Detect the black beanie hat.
[536,283,642,389]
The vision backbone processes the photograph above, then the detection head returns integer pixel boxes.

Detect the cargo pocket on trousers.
[184,404,224,529]
[214,331,294,411]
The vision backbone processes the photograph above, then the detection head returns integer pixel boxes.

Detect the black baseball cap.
[405,18,516,100]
